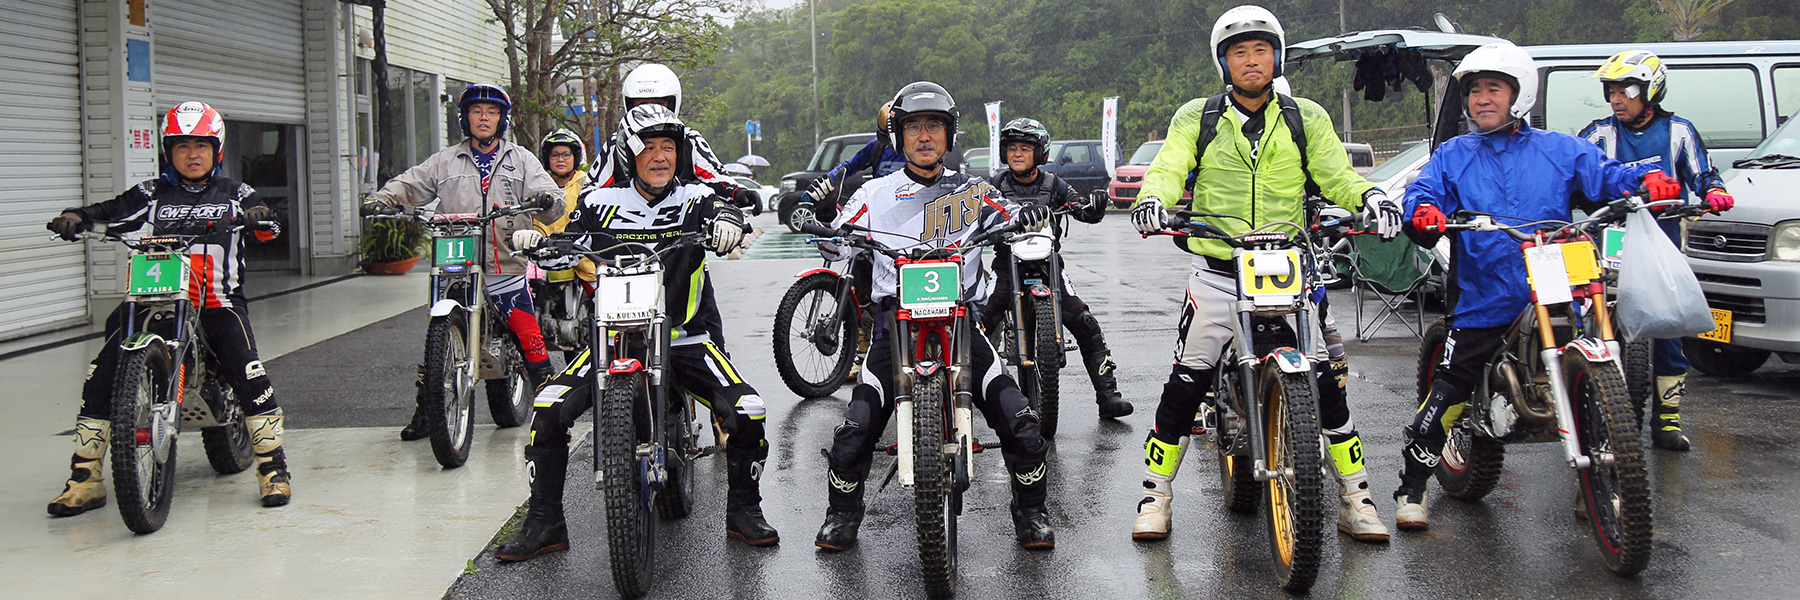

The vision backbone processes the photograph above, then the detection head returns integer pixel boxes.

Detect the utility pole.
[811,0,820,144]
[1339,0,1352,138]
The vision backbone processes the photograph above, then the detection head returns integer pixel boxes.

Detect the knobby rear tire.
[486,336,533,428]
[1421,318,1505,501]
[1215,367,1259,514]
[200,383,254,475]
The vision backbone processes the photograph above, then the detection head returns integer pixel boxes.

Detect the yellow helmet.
[1594,50,1666,104]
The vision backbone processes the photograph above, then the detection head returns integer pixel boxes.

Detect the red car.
[1106,141,1189,209]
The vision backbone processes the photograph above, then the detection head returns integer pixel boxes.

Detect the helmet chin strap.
[633,177,674,202]
[1232,82,1272,99]
[1624,106,1657,130]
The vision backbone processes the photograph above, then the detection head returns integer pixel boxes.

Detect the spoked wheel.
[485,334,533,428]
[110,345,178,534]
[422,315,475,468]
[913,371,957,599]
[200,382,255,475]
[600,371,655,597]
[1033,299,1062,440]
[1262,366,1324,593]
[773,272,857,398]
[1213,365,1259,514]
[654,394,696,520]
[1420,318,1505,500]
[1566,353,1653,576]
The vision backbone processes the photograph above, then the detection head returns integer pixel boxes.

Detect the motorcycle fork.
[895,312,917,487]
[1007,254,1031,368]
[1532,301,1592,469]
[952,309,975,491]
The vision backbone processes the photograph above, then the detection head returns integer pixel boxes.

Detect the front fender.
[1269,347,1310,374]
[120,332,165,352]
[1567,338,1614,363]
[795,267,841,278]
[429,298,466,318]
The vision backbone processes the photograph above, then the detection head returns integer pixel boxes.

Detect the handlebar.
[1146,210,1302,249]
[521,231,705,270]
[1439,195,1705,242]
[365,202,542,226]
[72,215,261,250]
[800,218,1021,261]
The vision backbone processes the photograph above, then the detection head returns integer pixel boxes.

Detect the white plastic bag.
[1615,209,1715,341]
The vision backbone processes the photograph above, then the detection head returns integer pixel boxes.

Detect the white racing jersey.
[827,168,1021,304]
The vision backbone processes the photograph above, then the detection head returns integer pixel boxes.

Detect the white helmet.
[1452,42,1538,121]
[1210,5,1286,86]
[1271,76,1292,97]
[622,63,682,114]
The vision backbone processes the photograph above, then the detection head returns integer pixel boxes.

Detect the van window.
[1349,148,1375,168]
[1045,141,1066,163]
[1543,66,1764,148]
[835,140,864,165]
[1775,66,1800,119]
[1062,144,1091,164]
[807,142,838,171]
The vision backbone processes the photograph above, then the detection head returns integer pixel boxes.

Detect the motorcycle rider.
[1394,42,1683,530]
[46,101,293,513]
[805,102,906,381]
[497,104,776,560]
[359,83,565,441]
[981,117,1134,419]
[814,81,1058,551]
[590,63,760,211]
[1578,49,1734,451]
[1127,5,1402,543]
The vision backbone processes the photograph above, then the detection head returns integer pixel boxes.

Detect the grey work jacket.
[367,138,565,274]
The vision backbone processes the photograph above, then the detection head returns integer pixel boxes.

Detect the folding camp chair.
[1346,233,1432,341]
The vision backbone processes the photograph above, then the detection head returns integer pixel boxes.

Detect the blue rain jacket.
[1403,123,1659,329]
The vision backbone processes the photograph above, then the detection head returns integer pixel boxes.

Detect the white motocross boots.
[1132,436,1187,540]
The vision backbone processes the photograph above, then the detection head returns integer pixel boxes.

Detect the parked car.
[1681,114,1800,376]
[1107,141,1183,209]
[963,147,991,176]
[776,132,878,232]
[1041,139,1118,196]
[731,176,779,215]
[1344,142,1376,175]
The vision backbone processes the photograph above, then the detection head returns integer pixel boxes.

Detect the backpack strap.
[1186,92,1317,196]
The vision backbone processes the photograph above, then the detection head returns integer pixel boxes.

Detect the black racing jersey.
[75,177,276,308]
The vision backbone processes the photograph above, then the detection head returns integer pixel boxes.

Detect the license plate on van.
[1698,308,1732,343]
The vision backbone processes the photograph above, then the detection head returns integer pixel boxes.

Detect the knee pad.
[528,411,571,448]
[236,376,277,412]
[1409,379,1466,443]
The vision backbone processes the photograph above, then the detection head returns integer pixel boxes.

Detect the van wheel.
[1683,338,1768,377]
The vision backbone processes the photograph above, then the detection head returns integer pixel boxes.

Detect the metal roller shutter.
[152,0,306,124]
[0,0,86,340]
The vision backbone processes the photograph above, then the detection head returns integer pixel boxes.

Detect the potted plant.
[359,217,429,275]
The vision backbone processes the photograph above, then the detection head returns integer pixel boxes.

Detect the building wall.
[353,1,510,88]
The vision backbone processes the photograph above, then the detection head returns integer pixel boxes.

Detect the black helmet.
[886,81,958,151]
[999,117,1050,166]
[612,104,691,188]
[538,128,587,174]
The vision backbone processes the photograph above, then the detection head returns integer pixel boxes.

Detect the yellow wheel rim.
[1267,384,1295,566]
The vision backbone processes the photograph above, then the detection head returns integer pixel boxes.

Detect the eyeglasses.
[903,120,946,135]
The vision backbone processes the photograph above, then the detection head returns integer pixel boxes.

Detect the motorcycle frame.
[1002,233,1066,370]
[892,254,976,496]
[1221,243,1321,483]
[586,258,679,496]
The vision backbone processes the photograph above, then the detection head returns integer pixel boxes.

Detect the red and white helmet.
[162,101,225,169]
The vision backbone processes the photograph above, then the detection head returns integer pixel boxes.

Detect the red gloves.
[1411,204,1446,233]
[1705,189,1735,213]
[1642,171,1681,202]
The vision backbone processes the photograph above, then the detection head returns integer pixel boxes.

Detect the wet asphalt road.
[274,213,1800,599]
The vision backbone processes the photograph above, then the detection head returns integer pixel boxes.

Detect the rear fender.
[1028,283,1053,298]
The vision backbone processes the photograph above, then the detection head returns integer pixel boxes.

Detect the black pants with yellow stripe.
[527,341,768,460]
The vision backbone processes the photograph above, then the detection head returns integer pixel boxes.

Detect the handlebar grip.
[798,220,839,237]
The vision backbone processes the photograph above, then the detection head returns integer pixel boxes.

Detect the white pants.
[1172,258,1326,369]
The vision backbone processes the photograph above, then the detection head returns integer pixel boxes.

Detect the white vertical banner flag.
[985,101,1002,177]
[1101,96,1120,179]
